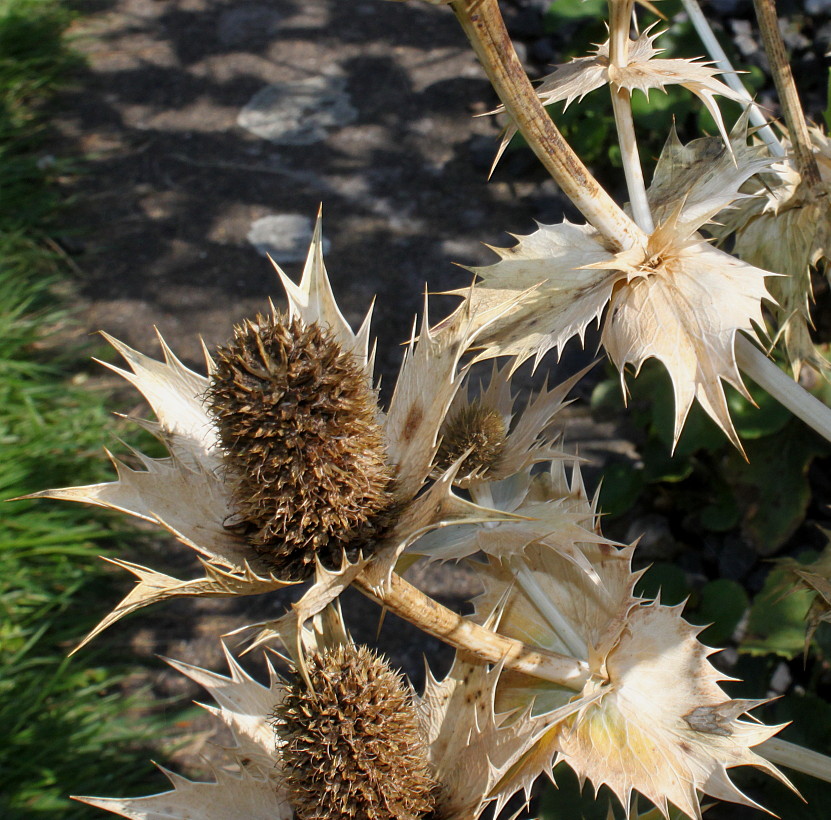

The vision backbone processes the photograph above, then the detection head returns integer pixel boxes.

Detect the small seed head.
[207,312,396,579]
[435,401,507,476]
[272,645,438,820]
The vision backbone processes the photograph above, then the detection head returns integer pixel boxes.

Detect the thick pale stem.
[752,0,820,185]
[611,89,654,231]
[758,737,831,784]
[606,0,653,231]
[450,0,644,251]
[354,569,589,689]
[736,334,831,443]
[680,0,785,157]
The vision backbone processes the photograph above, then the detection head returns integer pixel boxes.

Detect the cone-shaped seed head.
[435,401,507,475]
[273,645,438,820]
[208,312,396,579]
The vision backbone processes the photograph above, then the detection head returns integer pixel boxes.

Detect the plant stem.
[450,0,645,252]
[610,91,654,232]
[607,0,654,232]
[752,0,820,184]
[354,569,589,689]
[736,334,831,443]
[680,0,785,157]
[758,737,831,783]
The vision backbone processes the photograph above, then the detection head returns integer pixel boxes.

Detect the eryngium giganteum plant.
[76,606,544,820]
[31,219,542,649]
[24,0,831,816]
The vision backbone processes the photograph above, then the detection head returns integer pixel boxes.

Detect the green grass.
[0,1,178,815]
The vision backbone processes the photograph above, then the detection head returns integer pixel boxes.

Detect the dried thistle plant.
[76,606,545,820]
[19,0,831,818]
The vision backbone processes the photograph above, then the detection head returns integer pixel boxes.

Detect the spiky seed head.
[435,401,507,476]
[207,312,396,579]
[272,645,438,820]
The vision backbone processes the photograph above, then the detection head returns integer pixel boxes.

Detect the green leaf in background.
[639,436,693,483]
[634,561,689,606]
[725,422,826,555]
[543,0,606,27]
[635,363,724,456]
[742,565,813,657]
[727,377,792,440]
[597,460,645,517]
[590,375,623,417]
[694,469,741,532]
[629,84,692,137]
[537,761,615,819]
[550,101,612,168]
[695,579,749,646]
[626,803,691,820]
[627,361,791,455]
[824,67,831,132]
[538,765,692,819]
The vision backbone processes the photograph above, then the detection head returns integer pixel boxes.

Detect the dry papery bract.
[406,454,794,818]
[714,125,831,377]
[452,117,776,453]
[490,24,747,170]
[472,542,794,820]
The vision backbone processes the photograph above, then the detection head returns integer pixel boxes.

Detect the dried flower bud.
[272,645,438,820]
[208,312,396,579]
[435,401,507,476]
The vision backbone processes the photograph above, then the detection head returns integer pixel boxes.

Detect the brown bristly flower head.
[435,400,507,476]
[74,605,543,820]
[432,361,584,488]
[207,310,397,580]
[272,644,438,820]
[31,215,522,648]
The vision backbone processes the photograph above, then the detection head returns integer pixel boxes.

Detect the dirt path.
[58,0,579,372]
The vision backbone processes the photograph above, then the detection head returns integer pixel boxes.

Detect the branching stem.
[681,0,785,157]
[752,0,820,184]
[354,568,589,689]
[758,737,831,783]
[607,0,654,233]
[450,0,644,251]
[610,91,653,232]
